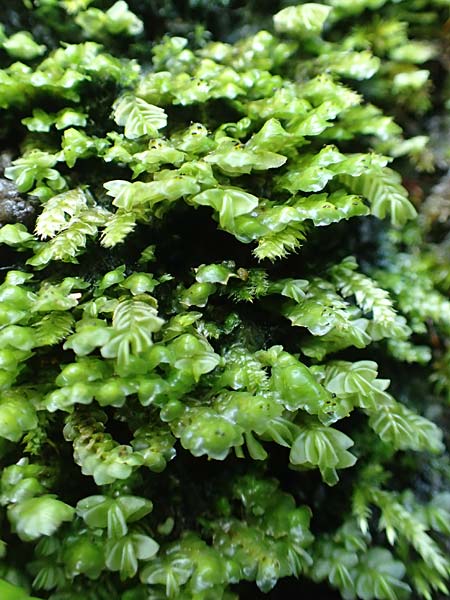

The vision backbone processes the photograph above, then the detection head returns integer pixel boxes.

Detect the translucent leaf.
[104,176,199,211]
[368,399,444,453]
[5,150,62,193]
[0,397,37,442]
[54,108,87,130]
[141,557,193,598]
[63,535,104,579]
[105,534,158,580]
[274,4,332,37]
[113,95,167,139]
[8,496,74,541]
[192,187,258,231]
[22,109,54,132]
[101,211,136,248]
[293,191,369,225]
[355,548,410,600]
[131,140,184,176]
[35,188,89,239]
[3,32,46,60]
[101,299,164,368]
[290,422,356,485]
[60,128,108,168]
[64,320,112,356]
[270,354,331,413]
[314,50,380,80]
[104,1,143,36]
[323,360,386,398]
[195,263,238,285]
[76,495,152,538]
[340,167,417,227]
[176,407,243,460]
[169,333,220,380]
[204,140,286,176]
[33,313,74,346]
[75,1,142,39]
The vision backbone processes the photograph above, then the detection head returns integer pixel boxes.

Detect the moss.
[0,2,449,599]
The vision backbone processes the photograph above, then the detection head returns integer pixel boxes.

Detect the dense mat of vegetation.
[0,1,449,598]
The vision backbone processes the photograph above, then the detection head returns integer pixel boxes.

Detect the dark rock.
[0,178,38,228]
[0,150,13,175]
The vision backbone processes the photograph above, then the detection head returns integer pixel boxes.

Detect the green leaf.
[293,191,369,225]
[113,95,168,139]
[64,319,112,356]
[0,579,42,600]
[131,140,184,176]
[274,4,332,37]
[34,312,74,346]
[63,535,105,579]
[76,1,143,38]
[0,224,35,247]
[76,495,153,538]
[101,298,164,369]
[314,51,380,81]
[322,360,387,399]
[8,496,74,541]
[195,263,237,285]
[101,211,136,248]
[169,333,220,380]
[191,187,258,232]
[55,108,87,130]
[0,397,37,442]
[204,139,286,176]
[35,188,89,239]
[22,109,55,132]
[176,407,243,460]
[367,398,444,453]
[141,557,193,598]
[290,422,356,485]
[104,176,199,211]
[3,32,46,60]
[270,353,331,414]
[355,548,410,600]
[104,1,143,35]
[340,167,417,227]
[60,128,108,168]
[5,150,64,193]
[105,533,159,580]
[0,326,35,351]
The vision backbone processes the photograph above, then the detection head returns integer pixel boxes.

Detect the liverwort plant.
[0,1,449,599]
